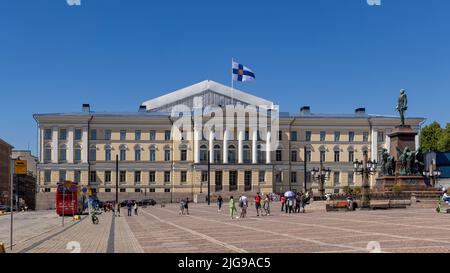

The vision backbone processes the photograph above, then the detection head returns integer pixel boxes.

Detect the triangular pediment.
[142,80,273,112]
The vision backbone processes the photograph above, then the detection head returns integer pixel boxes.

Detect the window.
[74,145,81,161]
[348,151,354,162]
[59,129,67,140]
[245,130,250,141]
[165,130,171,141]
[348,172,354,186]
[44,171,51,183]
[214,145,221,163]
[320,151,326,162]
[275,171,282,183]
[333,172,340,186]
[135,188,141,193]
[320,131,326,142]
[89,146,96,161]
[334,151,340,162]
[291,150,298,162]
[164,188,170,193]
[164,171,171,183]
[75,129,82,140]
[305,150,311,162]
[229,171,237,191]
[180,149,187,161]
[59,170,66,182]
[257,145,265,163]
[149,130,156,141]
[105,130,112,140]
[44,145,52,161]
[164,148,171,161]
[291,131,298,141]
[201,171,208,182]
[120,171,126,183]
[90,129,97,140]
[105,188,111,193]
[278,130,283,141]
[334,131,341,142]
[150,147,156,161]
[120,130,126,141]
[135,147,141,161]
[228,145,236,163]
[105,171,111,183]
[305,131,311,142]
[215,171,223,191]
[134,171,141,183]
[243,145,251,163]
[44,188,51,192]
[120,188,126,192]
[74,171,81,183]
[105,147,111,161]
[291,172,297,183]
[59,145,67,162]
[135,130,141,141]
[348,131,355,142]
[276,150,282,161]
[44,129,52,140]
[378,131,385,142]
[200,145,208,163]
[149,171,156,183]
[90,171,97,183]
[120,146,126,161]
[181,171,187,183]
[150,188,155,192]
[244,171,252,191]
[259,171,265,183]
[363,132,369,142]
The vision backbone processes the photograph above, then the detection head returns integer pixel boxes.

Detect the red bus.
[56,181,83,216]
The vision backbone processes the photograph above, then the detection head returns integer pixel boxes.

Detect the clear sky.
[1,0,449,155]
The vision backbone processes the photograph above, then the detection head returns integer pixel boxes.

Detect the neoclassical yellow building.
[34,80,425,208]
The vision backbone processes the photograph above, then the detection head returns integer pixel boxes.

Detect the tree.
[438,123,450,152]
[420,122,443,152]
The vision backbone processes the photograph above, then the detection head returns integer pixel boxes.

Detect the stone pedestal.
[389,125,417,162]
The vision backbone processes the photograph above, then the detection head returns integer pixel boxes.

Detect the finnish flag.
[232,61,256,82]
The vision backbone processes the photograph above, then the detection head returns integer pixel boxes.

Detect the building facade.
[11,150,38,210]
[34,80,425,206]
[0,138,13,206]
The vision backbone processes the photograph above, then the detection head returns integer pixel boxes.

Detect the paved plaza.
[2,201,450,253]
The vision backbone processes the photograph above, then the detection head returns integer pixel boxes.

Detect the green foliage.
[353,186,362,195]
[420,122,443,152]
[437,123,450,152]
[392,184,402,194]
[342,186,353,195]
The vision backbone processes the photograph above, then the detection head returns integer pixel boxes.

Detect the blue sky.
[1,0,449,154]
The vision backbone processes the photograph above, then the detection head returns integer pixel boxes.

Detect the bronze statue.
[380,148,395,176]
[397,147,410,175]
[396,89,408,126]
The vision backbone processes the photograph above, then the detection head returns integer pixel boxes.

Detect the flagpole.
[231,58,234,106]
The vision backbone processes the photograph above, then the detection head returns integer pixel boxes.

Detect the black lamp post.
[423,168,441,188]
[311,159,331,199]
[353,151,378,209]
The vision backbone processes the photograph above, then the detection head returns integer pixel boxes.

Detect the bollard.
[0,242,6,253]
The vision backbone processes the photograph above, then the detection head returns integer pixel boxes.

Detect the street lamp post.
[423,168,441,188]
[310,159,331,199]
[353,151,378,209]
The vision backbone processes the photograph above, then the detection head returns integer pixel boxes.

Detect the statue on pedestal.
[380,148,396,176]
[396,89,408,126]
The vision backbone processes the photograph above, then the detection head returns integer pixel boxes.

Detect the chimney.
[138,105,147,112]
[355,107,366,116]
[300,106,311,115]
[82,104,90,113]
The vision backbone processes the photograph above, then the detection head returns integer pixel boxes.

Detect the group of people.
[179,198,190,215]
[280,191,311,213]
[226,193,271,219]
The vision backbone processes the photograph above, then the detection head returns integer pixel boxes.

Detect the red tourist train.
[56,181,83,216]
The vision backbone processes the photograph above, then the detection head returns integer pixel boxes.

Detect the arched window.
[319,145,327,162]
[214,144,221,163]
[119,145,127,161]
[134,145,142,161]
[104,145,112,161]
[89,145,97,162]
[149,145,156,161]
[200,144,208,163]
[243,145,251,163]
[333,146,340,162]
[179,144,188,161]
[228,145,236,163]
[257,144,265,163]
[58,144,67,162]
[164,145,171,161]
[44,143,52,162]
[74,144,82,162]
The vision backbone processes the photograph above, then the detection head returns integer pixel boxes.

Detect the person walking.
[134,201,138,216]
[239,195,248,218]
[255,192,261,217]
[281,196,286,212]
[127,201,132,216]
[185,197,190,215]
[263,194,271,216]
[229,196,237,219]
[217,195,223,212]
[179,199,185,215]
[115,202,120,217]
[295,193,302,213]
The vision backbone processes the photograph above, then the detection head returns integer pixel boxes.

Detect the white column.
[238,129,244,164]
[82,127,88,163]
[223,129,229,164]
[209,131,214,164]
[39,127,44,163]
[415,134,419,151]
[68,127,74,163]
[266,131,271,164]
[371,129,378,161]
[194,127,200,164]
[252,130,257,164]
[52,128,58,163]
[385,135,391,151]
